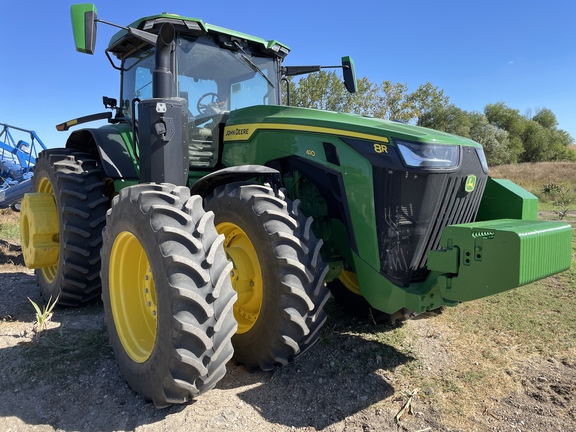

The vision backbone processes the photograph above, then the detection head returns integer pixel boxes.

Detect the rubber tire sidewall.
[211,192,285,366]
[206,182,330,370]
[32,149,107,306]
[101,183,237,407]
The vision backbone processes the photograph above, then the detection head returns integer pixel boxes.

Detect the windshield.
[120,35,280,123]
[176,36,280,116]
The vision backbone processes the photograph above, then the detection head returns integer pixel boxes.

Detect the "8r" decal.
[373,143,388,154]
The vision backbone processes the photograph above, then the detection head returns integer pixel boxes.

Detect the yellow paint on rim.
[109,231,157,363]
[19,193,59,270]
[216,222,263,334]
[223,123,390,144]
[339,270,362,296]
[36,177,59,282]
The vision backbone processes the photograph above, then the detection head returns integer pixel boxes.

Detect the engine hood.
[225,105,481,148]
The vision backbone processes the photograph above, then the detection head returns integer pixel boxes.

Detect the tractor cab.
[70,5,356,177]
[102,13,287,170]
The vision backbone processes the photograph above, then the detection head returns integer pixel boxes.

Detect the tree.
[520,120,552,162]
[544,129,576,162]
[532,108,558,129]
[484,102,526,137]
[407,82,450,126]
[288,72,432,123]
[374,81,419,123]
[343,77,382,116]
[288,71,348,112]
[468,113,516,165]
[418,104,471,137]
[484,102,532,162]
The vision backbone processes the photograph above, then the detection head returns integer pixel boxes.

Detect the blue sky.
[1,0,574,149]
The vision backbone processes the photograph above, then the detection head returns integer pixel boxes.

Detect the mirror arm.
[96,18,158,46]
[281,61,357,94]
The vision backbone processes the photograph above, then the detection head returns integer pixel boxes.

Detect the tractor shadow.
[0,239,25,267]
[0,269,412,431]
[223,302,413,429]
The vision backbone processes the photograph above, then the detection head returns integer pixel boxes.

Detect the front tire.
[101,184,237,407]
[205,182,330,371]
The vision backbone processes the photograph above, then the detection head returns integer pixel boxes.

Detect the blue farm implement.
[0,123,47,211]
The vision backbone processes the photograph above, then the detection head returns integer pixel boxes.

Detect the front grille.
[373,148,487,286]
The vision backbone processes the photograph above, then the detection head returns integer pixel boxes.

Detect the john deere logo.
[465,175,477,193]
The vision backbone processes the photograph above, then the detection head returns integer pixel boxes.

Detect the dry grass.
[490,161,576,191]
[491,162,576,216]
[0,208,20,240]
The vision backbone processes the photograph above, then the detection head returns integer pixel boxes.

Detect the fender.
[65,125,139,179]
[190,165,280,198]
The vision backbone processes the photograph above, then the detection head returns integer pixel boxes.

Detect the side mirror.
[342,56,358,94]
[71,4,98,55]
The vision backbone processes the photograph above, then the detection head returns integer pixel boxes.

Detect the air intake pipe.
[138,23,189,185]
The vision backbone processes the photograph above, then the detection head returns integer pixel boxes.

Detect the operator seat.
[188,112,229,168]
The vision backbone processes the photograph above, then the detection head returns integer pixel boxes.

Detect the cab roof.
[107,13,290,59]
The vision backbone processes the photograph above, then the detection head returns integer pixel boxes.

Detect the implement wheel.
[100,184,237,407]
[205,182,330,371]
[20,149,108,306]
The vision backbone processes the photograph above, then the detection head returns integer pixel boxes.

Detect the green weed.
[542,182,563,195]
[28,296,59,333]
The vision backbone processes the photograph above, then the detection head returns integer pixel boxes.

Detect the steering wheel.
[197,92,221,114]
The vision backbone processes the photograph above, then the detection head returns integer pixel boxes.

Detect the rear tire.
[205,182,330,371]
[26,149,108,306]
[100,183,237,407]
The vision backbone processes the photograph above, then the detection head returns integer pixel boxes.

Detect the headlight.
[475,147,489,173]
[396,140,460,169]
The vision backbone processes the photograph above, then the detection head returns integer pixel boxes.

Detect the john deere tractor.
[19,4,572,407]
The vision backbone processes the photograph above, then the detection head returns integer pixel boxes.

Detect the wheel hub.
[109,231,157,363]
[217,223,263,334]
[142,267,157,318]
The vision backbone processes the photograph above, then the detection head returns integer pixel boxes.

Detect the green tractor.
[20,4,572,407]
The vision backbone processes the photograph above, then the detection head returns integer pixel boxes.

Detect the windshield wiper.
[233,41,275,89]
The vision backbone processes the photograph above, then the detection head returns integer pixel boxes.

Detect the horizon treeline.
[285,72,575,167]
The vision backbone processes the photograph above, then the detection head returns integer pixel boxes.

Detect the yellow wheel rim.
[216,222,263,334]
[109,231,157,363]
[37,177,59,283]
[339,270,362,296]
